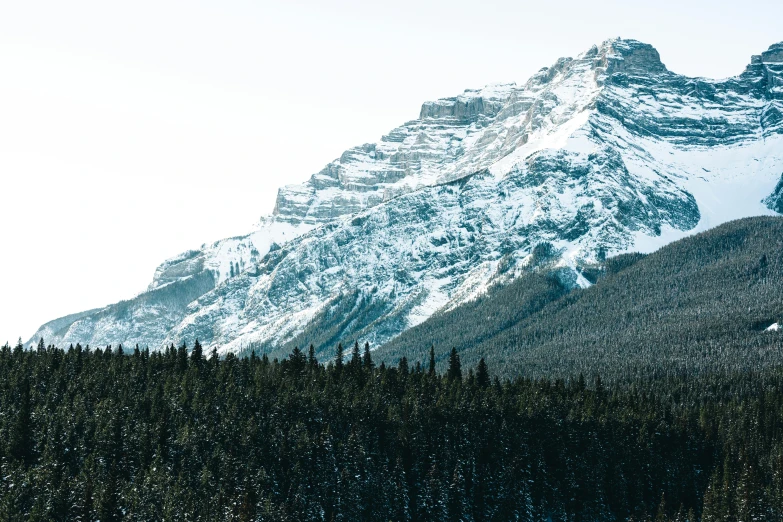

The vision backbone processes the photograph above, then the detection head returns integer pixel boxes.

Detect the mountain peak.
[595,38,667,75]
[756,42,783,63]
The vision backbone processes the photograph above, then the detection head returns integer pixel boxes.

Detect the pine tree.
[308,344,318,370]
[476,357,490,388]
[177,342,188,372]
[398,357,409,377]
[736,458,763,522]
[9,377,33,464]
[363,342,373,370]
[191,339,203,365]
[447,462,466,522]
[655,493,667,522]
[421,463,446,520]
[701,464,723,522]
[351,341,361,369]
[288,346,306,375]
[335,343,344,371]
[96,471,121,522]
[428,345,436,377]
[447,348,462,382]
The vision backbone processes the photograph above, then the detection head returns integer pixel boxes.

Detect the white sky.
[1,0,781,345]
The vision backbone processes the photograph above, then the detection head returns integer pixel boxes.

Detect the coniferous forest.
[1,339,782,521]
[378,217,783,380]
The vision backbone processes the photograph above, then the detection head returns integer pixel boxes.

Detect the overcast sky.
[1,0,781,345]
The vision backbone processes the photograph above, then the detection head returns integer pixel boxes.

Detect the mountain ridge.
[30,38,783,354]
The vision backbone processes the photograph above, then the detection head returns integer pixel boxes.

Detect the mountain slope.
[30,39,783,354]
[378,216,783,379]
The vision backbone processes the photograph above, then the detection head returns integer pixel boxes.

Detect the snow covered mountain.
[30,38,783,356]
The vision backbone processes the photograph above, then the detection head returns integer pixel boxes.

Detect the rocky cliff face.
[30,39,783,356]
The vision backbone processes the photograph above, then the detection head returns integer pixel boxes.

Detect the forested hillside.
[6,218,783,520]
[379,216,783,379]
[0,346,783,521]
[1,343,782,520]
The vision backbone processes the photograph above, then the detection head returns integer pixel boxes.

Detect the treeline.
[380,216,783,379]
[1,340,783,520]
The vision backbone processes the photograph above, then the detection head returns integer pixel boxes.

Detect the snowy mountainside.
[30,39,783,355]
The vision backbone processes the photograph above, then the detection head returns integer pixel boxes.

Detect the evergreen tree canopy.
[0,341,780,520]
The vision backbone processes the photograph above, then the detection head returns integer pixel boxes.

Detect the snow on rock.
[29,38,783,355]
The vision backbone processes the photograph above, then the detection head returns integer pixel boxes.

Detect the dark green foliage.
[1,343,783,520]
[287,346,306,375]
[379,216,783,379]
[446,348,461,381]
[191,339,203,364]
[265,290,393,362]
[362,342,373,370]
[335,342,344,371]
[476,358,490,388]
[380,268,570,375]
[7,378,32,464]
[350,341,361,369]
[603,251,648,276]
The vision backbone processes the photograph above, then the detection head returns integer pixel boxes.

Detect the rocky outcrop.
[764,174,783,214]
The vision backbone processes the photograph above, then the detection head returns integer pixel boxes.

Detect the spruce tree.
[177,342,188,372]
[335,343,344,371]
[9,377,32,464]
[447,348,462,382]
[191,339,203,365]
[351,341,361,369]
[447,462,466,522]
[655,493,667,522]
[363,342,373,370]
[289,346,306,375]
[476,357,490,388]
